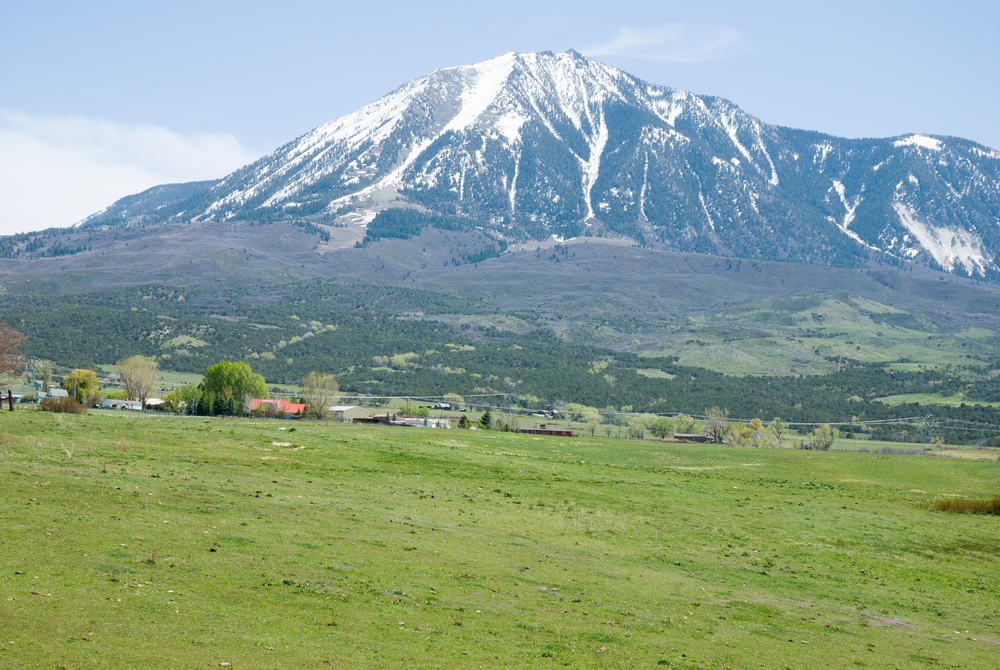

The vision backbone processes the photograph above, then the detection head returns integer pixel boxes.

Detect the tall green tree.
[478,408,492,431]
[177,384,202,415]
[201,361,267,415]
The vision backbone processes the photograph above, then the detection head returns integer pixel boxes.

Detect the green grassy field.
[1,411,998,668]
[875,393,1000,409]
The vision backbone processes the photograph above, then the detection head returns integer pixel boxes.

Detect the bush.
[798,424,839,450]
[933,497,1000,515]
[39,397,87,414]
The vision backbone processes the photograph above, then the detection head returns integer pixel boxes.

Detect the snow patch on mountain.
[832,180,859,229]
[892,202,990,275]
[496,111,527,143]
[583,111,608,220]
[830,179,876,250]
[758,134,779,186]
[970,146,1000,159]
[893,135,942,151]
[443,54,516,133]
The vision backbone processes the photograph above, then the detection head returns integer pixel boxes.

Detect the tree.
[42,361,52,392]
[799,424,839,451]
[727,418,778,449]
[62,369,100,404]
[201,361,267,415]
[627,421,645,439]
[769,417,789,445]
[703,407,730,443]
[675,414,701,434]
[0,321,27,381]
[650,417,675,439]
[478,408,492,430]
[118,355,159,408]
[176,384,202,415]
[301,371,339,419]
[458,414,471,429]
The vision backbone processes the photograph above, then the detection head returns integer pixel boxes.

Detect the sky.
[2,0,997,235]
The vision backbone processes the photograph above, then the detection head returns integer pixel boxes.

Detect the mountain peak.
[79,51,1000,279]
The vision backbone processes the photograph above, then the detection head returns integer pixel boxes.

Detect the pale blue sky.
[2,0,997,234]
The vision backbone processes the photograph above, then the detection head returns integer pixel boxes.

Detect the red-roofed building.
[250,398,306,418]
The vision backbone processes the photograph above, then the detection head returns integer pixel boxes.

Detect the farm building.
[330,405,370,422]
[673,433,712,443]
[41,389,70,399]
[250,398,307,418]
[102,399,143,411]
[519,424,574,437]
[352,414,450,428]
[392,417,450,429]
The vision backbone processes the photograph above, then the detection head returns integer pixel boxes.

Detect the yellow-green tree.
[301,371,339,419]
[703,407,730,443]
[62,369,100,404]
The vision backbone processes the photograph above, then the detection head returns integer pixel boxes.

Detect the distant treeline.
[362,209,477,244]
[7,282,1000,446]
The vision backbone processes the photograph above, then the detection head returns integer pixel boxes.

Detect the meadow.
[1,411,998,669]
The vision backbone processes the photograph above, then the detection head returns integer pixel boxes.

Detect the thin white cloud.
[0,110,260,235]
[586,23,741,63]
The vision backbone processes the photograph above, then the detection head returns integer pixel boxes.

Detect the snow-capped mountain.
[83,50,1000,277]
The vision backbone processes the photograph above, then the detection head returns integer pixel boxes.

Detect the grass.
[933,497,1000,515]
[639,296,1000,376]
[1,410,999,668]
[875,393,1000,408]
[161,335,209,349]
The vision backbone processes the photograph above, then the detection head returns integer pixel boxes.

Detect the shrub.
[932,497,1000,515]
[39,397,87,414]
[798,424,839,450]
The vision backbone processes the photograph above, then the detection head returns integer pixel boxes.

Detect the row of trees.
[699,406,838,450]
[163,361,269,416]
[59,355,160,407]
[162,362,339,419]
[553,401,840,448]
